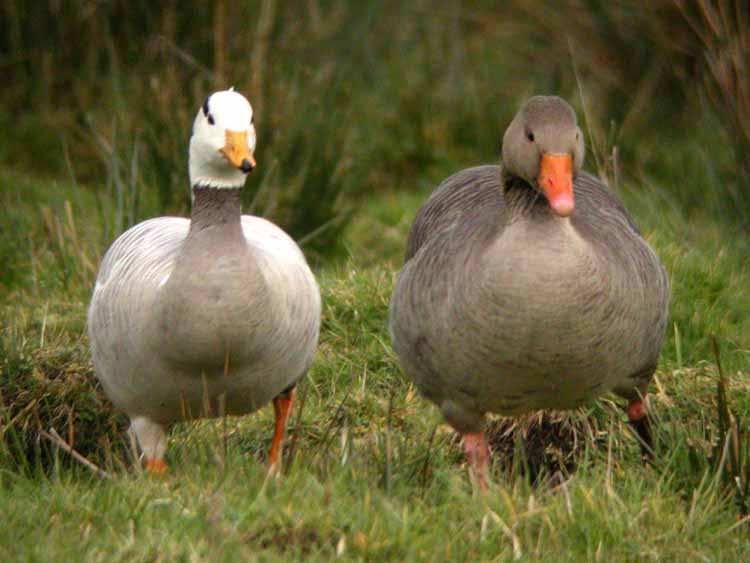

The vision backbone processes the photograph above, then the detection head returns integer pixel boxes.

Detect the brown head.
[501,96,585,217]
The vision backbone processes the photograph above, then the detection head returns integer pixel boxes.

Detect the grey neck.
[501,169,553,222]
[189,186,243,235]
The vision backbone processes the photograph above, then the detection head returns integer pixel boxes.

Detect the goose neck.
[189,186,243,235]
[501,171,552,222]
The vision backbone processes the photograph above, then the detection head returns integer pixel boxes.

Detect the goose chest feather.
[88,89,321,473]
[389,96,669,489]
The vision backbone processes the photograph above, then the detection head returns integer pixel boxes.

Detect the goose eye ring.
[207,114,215,125]
[526,130,535,142]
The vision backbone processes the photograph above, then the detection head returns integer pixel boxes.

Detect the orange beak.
[219,130,257,172]
[538,153,574,217]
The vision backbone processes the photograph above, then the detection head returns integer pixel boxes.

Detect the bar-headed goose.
[88,89,321,474]
[389,96,669,489]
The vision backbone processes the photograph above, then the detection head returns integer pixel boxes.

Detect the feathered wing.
[88,217,189,402]
[571,172,670,391]
[93,217,189,286]
[404,165,506,262]
[570,172,669,348]
[240,215,309,265]
[571,171,643,237]
[240,214,322,381]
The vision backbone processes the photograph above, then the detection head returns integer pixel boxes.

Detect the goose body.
[89,215,319,421]
[88,90,320,471]
[389,97,669,487]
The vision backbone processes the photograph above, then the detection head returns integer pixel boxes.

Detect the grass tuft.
[711,337,750,516]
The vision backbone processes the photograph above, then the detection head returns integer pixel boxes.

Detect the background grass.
[2,0,750,560]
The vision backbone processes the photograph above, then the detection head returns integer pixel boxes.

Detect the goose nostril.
[240,159,254,173]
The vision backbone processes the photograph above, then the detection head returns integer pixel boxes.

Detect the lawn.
[1,165,749,560]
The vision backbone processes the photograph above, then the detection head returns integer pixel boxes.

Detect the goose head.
[501,96,585,217]
[189,88,257,189]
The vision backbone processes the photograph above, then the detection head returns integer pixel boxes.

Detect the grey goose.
[389,96,669,489]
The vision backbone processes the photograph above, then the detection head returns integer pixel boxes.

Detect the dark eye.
[526,130,535,142]
[202,96,215,125]
[250,115,254,125]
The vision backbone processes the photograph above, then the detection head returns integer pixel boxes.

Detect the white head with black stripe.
[189,88,257,189]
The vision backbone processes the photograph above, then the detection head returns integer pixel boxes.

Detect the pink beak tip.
[550,196,575,217]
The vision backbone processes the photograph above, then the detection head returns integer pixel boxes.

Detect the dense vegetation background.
[1,1,749,559]
[3,0,749,252]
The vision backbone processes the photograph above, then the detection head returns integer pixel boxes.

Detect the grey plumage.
[88,90,321,468]
[89,209,320,424]
[389,97,669,448]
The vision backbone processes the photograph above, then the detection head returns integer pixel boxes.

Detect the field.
[2,2,750,561]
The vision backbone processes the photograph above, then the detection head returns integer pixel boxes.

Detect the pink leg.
[627,396,652,456]
[463,431,490,492]
[626,398,648,422]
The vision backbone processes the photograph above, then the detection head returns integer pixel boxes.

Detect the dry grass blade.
[315,388,352,468]
[419,423,438,491]
[40,428,110,479]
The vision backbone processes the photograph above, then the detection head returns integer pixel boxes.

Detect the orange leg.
[463,431,490,492]
[627,396,653,457]
[146,458,168,475]
[268,388,296,473]
[130,417,168,476]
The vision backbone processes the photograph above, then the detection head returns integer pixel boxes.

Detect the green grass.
[2,161,750,559]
